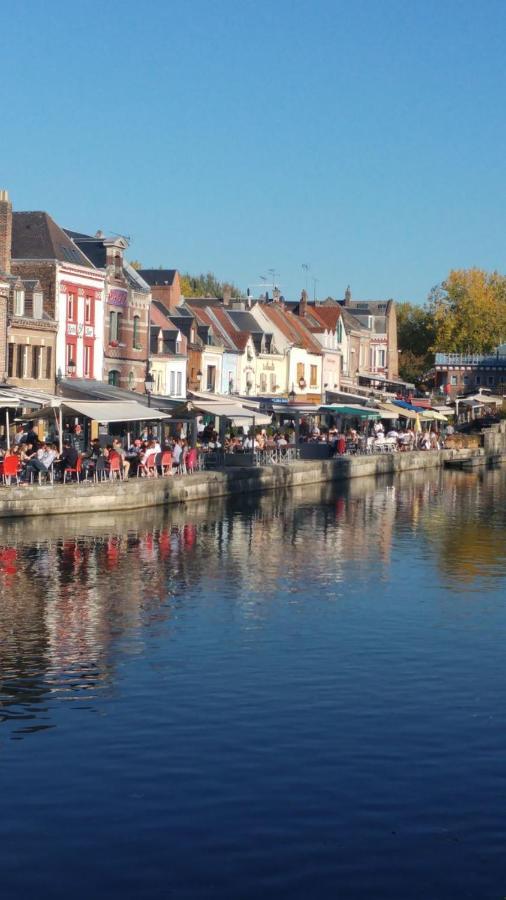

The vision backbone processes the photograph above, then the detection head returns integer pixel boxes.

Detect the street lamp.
[144,371,155,408]
[288,385,296,404]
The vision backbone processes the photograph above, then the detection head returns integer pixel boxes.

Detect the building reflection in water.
[1,466,505,739]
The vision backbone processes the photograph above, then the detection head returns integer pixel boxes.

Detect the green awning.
[320,404,380,419]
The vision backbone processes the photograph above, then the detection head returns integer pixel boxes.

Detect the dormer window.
[14,288,25,317]
[32,291,43,320]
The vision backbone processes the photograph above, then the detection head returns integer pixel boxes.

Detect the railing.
[435,352,506,366]
[254,447,299,465]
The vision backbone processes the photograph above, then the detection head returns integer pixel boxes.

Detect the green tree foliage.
[396,301,434,384]
[180,272,242,299]
[129,260,142,270]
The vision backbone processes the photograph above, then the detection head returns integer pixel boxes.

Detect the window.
[260,373,267,392]
[66,344,76,372]
[207,365,216,391]
[85,296,92,324]
[170,372,175,395]
[84,345,92,377]
[133,315,140,348]
[450,375,457,385]
[128,371,135,389]
[14,289,25,317]
[32,292,43,320]
[109,311,122,342]
[176,372,182,395]
[108,370,120,386]
[45,347,52,380]
[7,343,14,377]
[32,346,41,379]
[16,345,27,378]
[67,294,75,321]
[463,375,469,384]
[337,319,343,343]
[488,375,494,385]
[296,362,305,383]
[270,373,276,391]
[377,349,386,368]
[176,340,181,354]
[310,365,318,387]
[476,375,481,385]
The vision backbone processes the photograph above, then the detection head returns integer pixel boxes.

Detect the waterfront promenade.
[0,447,499,520]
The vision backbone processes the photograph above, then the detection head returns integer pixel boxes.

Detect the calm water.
[1,468,506,899]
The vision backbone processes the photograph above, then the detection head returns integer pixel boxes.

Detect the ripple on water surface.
[1,469,506,899]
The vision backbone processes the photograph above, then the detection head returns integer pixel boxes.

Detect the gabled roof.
[138,269,178,287]
[65,229,107,267]
[13,213,95,268]
[151,302,179,333]
[306,305,342,332]
[340,307,370,334]
[208,307,250,352]
[259,304,322,353]
[226,309,265,335]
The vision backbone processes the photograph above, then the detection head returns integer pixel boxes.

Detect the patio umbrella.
[414,413,422,433]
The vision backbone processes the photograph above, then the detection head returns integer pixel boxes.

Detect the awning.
[380,402,419,420]
[170,399,272,426]
[320,404,380,419]
[34,400,170,423]
[358,372,416,389]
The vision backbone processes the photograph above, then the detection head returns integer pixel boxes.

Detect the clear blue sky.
[2,0,506,303]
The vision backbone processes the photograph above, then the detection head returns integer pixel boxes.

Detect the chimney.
[299,288,308,317]
[223,285,232,306]
[0,189,12,274]
[344,285,352,307]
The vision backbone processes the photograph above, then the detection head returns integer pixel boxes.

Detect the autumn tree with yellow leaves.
[428,268,506,353]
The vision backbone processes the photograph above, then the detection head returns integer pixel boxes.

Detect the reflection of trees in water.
[1,468,505,739]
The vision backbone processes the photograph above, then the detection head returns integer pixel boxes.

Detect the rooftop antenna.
[302,263,310,292]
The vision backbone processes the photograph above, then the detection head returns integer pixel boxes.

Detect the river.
[1,467,506,899]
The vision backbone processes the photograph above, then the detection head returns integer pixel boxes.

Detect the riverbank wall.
[0,447,499,520]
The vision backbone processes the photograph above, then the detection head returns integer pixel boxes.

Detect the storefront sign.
[108,288,128,307]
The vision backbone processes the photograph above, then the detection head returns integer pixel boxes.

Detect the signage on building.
[67,323,77,335]
[108,288,128,307]
[85,326,94,338]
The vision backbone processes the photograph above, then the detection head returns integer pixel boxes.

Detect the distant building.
[139,269,181,313]
[434,347,506,397]
[338,286,398,381]
[68,231,151,390]
[11,210,106,384]
[0,192,58,391]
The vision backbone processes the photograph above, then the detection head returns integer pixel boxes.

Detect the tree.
[179,271,242,298]
[396,301,435,384]
[129,260,142,270]
[429,268,506,353]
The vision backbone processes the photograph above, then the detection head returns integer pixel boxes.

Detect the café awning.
[34,400,170,423]
[320,404,380,419]
[172,399,271,426]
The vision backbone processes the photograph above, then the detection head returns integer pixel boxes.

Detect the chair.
[160,451,172,476]
[2,455,20,485]
[63,455,83,484]
[30,461,54,485]
[108,456,123,480]
[137,452,157,477]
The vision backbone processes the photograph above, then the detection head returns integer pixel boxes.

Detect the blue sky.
[2,0,506,303]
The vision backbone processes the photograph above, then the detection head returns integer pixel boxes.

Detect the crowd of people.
[0,430,202,484]
[0,415,453,486]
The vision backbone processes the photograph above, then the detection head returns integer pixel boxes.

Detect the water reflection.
[1,467,505,741]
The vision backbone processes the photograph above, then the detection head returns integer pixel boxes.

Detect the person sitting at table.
[112,439,130,478]
[24,443,58,482]
[59,441,79,479]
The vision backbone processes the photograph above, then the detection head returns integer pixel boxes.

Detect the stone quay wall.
[0,447,494,521]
